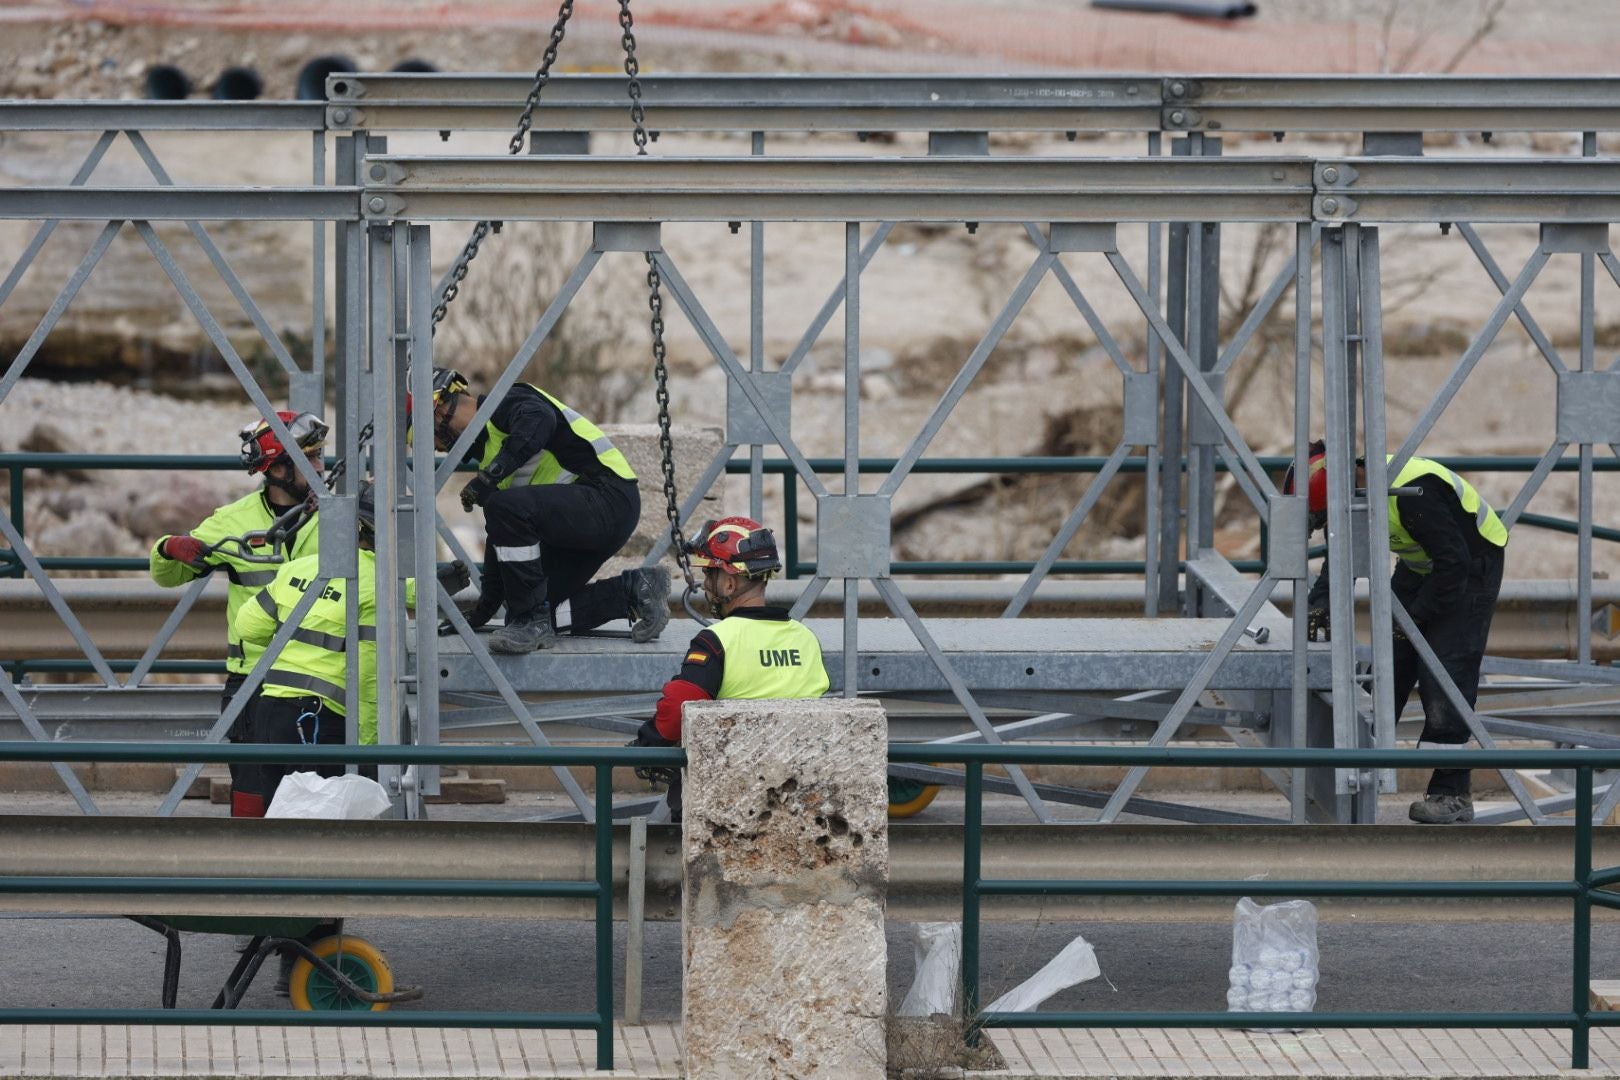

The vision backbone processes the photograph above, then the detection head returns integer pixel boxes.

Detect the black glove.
[436,559,471,596]
[629,719,677,786]
[1306,606,1330,643]
[459,471,498,512]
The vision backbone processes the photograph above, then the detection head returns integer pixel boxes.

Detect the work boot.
[628,567,672,644]
[1408,794,1474,824]
[489,608,558,654]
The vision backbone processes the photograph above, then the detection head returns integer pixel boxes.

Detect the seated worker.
[428,367,671,654]
[1283,441,1507,825]
[632,517,829,819]
[150,410,326,816]
[230,484,380,818]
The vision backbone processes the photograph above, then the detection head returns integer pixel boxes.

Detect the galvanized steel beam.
[324,73,1620,136]
[325,73,1161,132]
[360,156,1316,223]
[1317,158,1620,223]
[0,187,359,221]
[1162,76,1620,133]
[0,101,326,131]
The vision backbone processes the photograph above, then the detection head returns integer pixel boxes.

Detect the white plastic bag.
[897,922,964,1017]
[1226,897,1319,1013]
[984,934,1102,1014]
[265,771,392,820]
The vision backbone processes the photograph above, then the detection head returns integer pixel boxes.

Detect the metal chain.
[618,0,697,596]
[430,0,576,332]
[618,0,650,155]
[646,257,696,592]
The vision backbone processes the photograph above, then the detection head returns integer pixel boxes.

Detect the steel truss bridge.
[2,75,1619,828]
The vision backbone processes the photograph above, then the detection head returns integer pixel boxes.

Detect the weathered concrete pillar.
[682,697,889,1079]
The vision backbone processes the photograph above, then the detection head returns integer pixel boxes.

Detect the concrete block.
[423,770,508,805]
[174,765,228,800]
[682,697,889,1079]
[601,423,726,558]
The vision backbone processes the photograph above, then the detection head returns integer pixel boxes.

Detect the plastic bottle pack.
[1225,898,1319,1013]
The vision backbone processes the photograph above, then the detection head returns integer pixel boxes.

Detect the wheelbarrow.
[129,915,424,1011]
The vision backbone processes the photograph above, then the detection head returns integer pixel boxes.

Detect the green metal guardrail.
[0,740,685,1072]
[889,743,1620,1071]
[5,741,1620,1066]
[3,452,1616,579]
[724,455,1620,579]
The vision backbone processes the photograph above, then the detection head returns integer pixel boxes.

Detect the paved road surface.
[4,913,1616,1021]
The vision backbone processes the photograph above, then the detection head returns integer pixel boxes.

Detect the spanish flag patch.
[685,650,710,665]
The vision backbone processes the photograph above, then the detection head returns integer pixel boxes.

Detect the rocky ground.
[0,1,1616,584]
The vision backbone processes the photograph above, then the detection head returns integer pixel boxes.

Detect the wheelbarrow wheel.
[289,935,395,1012]
[887,774,941,819]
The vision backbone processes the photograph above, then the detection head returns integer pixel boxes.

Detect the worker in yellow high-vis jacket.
[1284,441,1508,825]
[230,486,379,818]
[631,516,829,821]
[149,410,327,813]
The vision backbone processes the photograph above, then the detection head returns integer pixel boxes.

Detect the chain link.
[430,0,575,333]
[618,0,696,594]
[645,256,696,591]
[618,0,650,155]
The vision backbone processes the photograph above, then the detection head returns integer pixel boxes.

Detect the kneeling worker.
[428,367,670,653]
[231,484,381,817]
[1283,442,1507,824]
[633,517,829,819]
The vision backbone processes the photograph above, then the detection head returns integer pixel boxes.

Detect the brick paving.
[5,1023,1620,1077]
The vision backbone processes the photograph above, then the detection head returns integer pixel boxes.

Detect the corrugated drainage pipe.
[212,66,264,100]
[143,64,192,100]
[296,55,358,101]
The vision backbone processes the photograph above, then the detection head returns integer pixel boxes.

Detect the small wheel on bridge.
[888,774,941,819]
[289,935,395,1012]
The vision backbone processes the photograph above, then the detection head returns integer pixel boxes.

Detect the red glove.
[162,535,208,566]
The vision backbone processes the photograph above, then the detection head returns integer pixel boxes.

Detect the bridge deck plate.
[427,616,1325,694]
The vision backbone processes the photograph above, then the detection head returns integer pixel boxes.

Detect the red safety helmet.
[685,516,781,579]
[1280,439,1329,522]
[239,410,328,475]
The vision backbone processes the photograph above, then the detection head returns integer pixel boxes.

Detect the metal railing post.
[784,474,800,578]
[1575,764,1594,1069]
[962,760,983,1036]
[596,762,615,1071]
[3,464,21,577]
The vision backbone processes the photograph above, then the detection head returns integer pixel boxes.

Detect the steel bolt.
[1169,81,1186,97]
[1322,166,1340,183]
[1169,110,1186,125]
[369,164,387,181]
[367,196,387,213]
[1321,197,1340,214]
[331,109,350,125]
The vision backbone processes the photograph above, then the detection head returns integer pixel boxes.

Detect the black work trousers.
[230,693,347,814]
[481,474,641,630]
[1390,545,1505,797]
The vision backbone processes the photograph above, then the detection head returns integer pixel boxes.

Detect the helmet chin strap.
[433,392,462,451]
[264,462,304,500]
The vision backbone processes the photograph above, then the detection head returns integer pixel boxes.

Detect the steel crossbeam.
[324,73,1620,136]
[361,156,1316,223]
[0,101,325,131]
